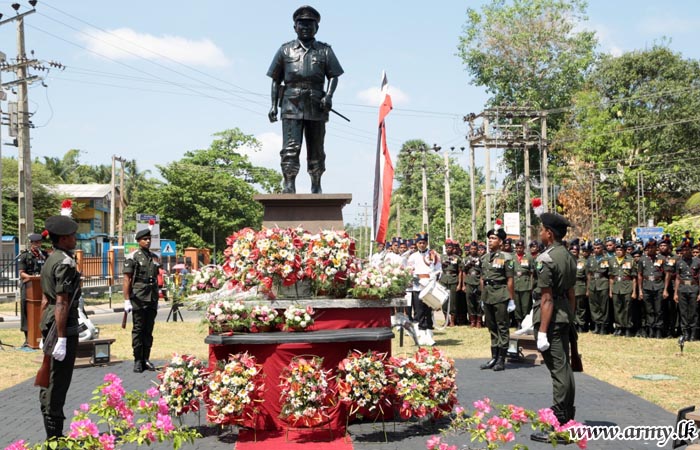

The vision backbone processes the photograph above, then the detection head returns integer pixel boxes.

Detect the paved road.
[0,351,678,450]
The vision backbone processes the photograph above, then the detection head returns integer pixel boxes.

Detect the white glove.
[52,337,67,361]
[124,300,133,313]
[537,333,550,352]
[507,299,516,313]
[39,338,44,350]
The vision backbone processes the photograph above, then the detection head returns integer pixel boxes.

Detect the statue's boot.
[283,174,296,194]
[310,173,322,194]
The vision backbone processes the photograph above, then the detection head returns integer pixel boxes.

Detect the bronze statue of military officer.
[123,229,160,373]
[267,5,344,194]
[39,215,81,439]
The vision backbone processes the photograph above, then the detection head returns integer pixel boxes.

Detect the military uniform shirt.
[574,256,588,296]
[609,255,636,295]
[267,39,344,121]
[124,248,160,302]
[440,254,461,285]
[39,248,80,333]
[533,242,576,325]
[480,251,513,305]
[637,254,667,291]
[586,254,610,292]
[513,253,534,292]
[670,256,700,294]
[18,248,47,276]
[462,255,482,286]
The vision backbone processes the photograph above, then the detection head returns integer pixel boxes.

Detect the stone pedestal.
[254,193,352,231]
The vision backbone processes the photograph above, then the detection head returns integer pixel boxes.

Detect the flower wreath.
[157,353,208,416]
[278,355,335,427]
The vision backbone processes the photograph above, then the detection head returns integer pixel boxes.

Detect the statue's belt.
[284,81,324,91]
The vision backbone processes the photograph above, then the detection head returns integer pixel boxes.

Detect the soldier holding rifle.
[36,215,81,440]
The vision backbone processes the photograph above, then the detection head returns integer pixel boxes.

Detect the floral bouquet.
[190,265,226,293]
[283,304,315,331]
[203,299,251,333]
[304,230,356,297]
[387,347,458,419]
[157,353,208,416]
[336,350,391,418]
[433,397,588,450]
[204,352,265,427]
[278,356,335,427]
[348,263,414,300]
[248,304,281,332]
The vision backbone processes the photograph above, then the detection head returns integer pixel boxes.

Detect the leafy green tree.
[129,129,282,251]
[555,45,700,236]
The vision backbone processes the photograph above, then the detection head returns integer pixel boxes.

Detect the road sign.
[161,240,176,256]
[503,212,520,238]
[635,227,664,241]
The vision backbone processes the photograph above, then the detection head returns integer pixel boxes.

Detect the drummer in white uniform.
[407,232,442,345]
[370,240,387,267]
[385,237,405,267]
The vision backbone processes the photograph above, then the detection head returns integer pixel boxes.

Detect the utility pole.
[395,196,401,237]
[484,117,491,232]
[420,145,429,233]
[110,156,116,241]
[523,125,531,240]
[443,150,452,240]
[541,114,548,213]
[0,50,5,243]
[469,140,477,242]
[358,202,372,258]
[118,158,126,245]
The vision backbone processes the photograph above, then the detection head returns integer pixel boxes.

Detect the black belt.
[285,81,324,91]
[484,280,506,286]
[646,276,661,281]
[680,280,698,286]
[612,276,633,281]
[135,277,156,284]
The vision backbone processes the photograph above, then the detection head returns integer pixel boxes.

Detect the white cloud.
[239,132,281,168]
[583,22,626,57]
[356,85,409,106]
[80,28,231,68]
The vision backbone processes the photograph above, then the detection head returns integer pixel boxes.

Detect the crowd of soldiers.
[371,231,700,343]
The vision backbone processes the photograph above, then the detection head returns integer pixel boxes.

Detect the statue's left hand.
[320,95,332,112]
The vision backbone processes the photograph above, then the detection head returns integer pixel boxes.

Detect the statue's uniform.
[267,39,343,178]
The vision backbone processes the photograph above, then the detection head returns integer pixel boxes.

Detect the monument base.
[254,194,352,231]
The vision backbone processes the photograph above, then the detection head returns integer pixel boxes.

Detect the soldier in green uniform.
[531,213,577,437]
[479,228,514,372]
[609,242,638,337]
[267,5,344,194]
[440,240,461,327]
[18,233,48,346]
[661,236,677,338]
[123,229,161,373]
[39,215,80,439]
[512,239,534,329]
[462,242,483,328]
[587,239,611,334]
[670,241,700,341]
[570,240,589,332]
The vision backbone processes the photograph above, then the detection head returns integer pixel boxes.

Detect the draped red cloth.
[207,307,393,431]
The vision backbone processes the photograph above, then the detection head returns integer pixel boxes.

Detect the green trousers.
[514,290,532,322]
[39,334,79,438]
[535,322,575,423]
[589,289,610,328]
[483,301,509,349]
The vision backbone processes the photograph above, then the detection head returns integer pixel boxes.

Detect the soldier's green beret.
[28,233,43,242]
[487,228,507,241]
[293,5,321,23]
[45,216,78,236]
[135,229,151,240]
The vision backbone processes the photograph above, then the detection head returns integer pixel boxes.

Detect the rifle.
[121,311,128,329]
[570,326,583,372]
[35,275,81,388]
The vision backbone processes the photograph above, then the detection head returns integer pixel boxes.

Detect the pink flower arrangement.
[282,304,315,331]
[278,356,334,427]
[443,397,588,449]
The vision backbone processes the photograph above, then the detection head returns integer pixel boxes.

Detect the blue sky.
[1,0,698,227]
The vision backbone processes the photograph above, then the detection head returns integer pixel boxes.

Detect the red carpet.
[235,428,353,450]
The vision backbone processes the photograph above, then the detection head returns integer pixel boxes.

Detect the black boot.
[133,360,144,373]
[480,347,498,370]
[282,173,296,194]
[310,173,322,194]
[44,415,64,439]
[492,349,506,371]
[654,328,663,339]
